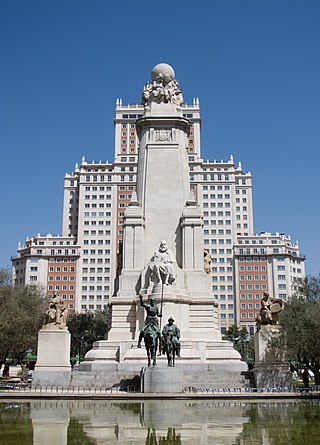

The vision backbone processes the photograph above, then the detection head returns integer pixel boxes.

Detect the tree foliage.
[274,274,320,384]
[223,324,254,362]
[0,268,46,365]
[68,307,111,362]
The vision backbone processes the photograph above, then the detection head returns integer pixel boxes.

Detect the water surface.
[1,399,320,444]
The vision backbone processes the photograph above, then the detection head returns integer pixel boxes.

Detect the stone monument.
[254,292,292,388]
[33,292,71,387]
[74,63,247,391]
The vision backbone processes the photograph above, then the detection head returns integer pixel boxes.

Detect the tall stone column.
[136,103,190,266]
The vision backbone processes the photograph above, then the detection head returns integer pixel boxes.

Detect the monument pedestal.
[32,325,71,387]
[253,325,292,388]
[141,366,182,393]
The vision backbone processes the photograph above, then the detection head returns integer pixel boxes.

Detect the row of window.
[83,203,111,208]
[204,220,232,225]
[48,285,74,291]
[212,267,233,272]
[240,275,267,281]
[81,304,108,310]
[239,266,266,271]
[240,293,264,299]
[83,240,111,245]
[212,285,233,291]
[214,295,234,300]
[83,221,111,226]
[212,276,233,281]
[84,186,112,191]
[210,257,233,263]
[84,212,111,217]
[48,266,75,272]
[82,249,110,255]
[83,230,111,235]
[49,257,76,263]
[204,239,232,244]
[219,304,234,309]
[82,268,110,273]
[203,185,230,191]
[204,229,232,235]
[241,303,260,309]
[84,194,112,199]
[239,257,266,262]
[81,295,109,300]
[220,314,234,319]
[240,284,268,290]
[85,176,108,182]
[82,286,109,291]
[36,240,76,246]
[119,156,136,162]
[203,194,231,199]
[241,313,258,319]
[48,276,75,281]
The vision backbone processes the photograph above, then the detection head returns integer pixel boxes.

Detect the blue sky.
[1,0,319,275]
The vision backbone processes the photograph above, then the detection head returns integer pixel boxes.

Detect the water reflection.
[1,399,320,444]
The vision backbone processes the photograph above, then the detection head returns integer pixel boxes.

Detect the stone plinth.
[254,325,292,388]
[32,325,71,387]
[141,366,183,393]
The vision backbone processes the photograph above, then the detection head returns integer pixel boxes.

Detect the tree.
[68,307,111,362]
[273,274,320,384]
[0,267,11,287]
[292,274,320,301]
[223,325,254,362]
[0,270,46,365]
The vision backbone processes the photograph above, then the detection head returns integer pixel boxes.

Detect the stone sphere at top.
[151,63,175,82]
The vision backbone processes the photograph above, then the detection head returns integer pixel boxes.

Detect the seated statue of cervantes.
[149,240,176,285]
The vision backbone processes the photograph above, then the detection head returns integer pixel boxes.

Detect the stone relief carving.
[148,128,177,143]
[156,129,171,141]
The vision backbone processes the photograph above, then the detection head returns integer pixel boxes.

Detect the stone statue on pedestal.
[45,291,68,329]
[256,291,283,331]
[149,240,176,285]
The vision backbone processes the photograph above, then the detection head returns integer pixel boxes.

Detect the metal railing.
[182,385,320,394]
[1,381,319,395]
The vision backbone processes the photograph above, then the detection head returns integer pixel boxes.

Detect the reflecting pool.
[1,399,320,444]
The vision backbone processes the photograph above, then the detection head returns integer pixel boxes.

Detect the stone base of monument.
[253,325,292,388]
[253,362,292,388]
[141,366,182,393]
[70,340,249,390]
[32,325,71,387]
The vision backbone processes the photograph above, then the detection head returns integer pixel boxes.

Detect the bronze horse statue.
[143,325,159,367]
[162,331,178,367]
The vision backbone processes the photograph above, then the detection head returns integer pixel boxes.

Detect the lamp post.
[235,335,250,362]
